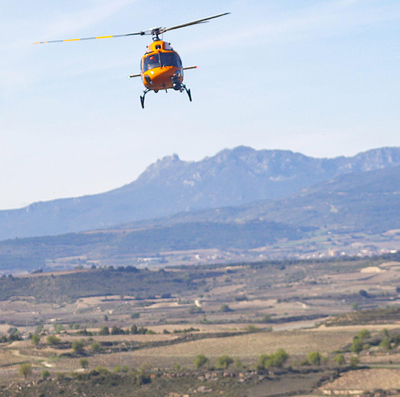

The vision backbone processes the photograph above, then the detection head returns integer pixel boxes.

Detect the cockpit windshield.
[143,54,160,71]
[143,52,182,72]
[160,52,182,68]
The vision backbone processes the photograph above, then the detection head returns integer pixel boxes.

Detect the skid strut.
[140,89,150,109]
[140,86,192,108]
[182,84,192,102]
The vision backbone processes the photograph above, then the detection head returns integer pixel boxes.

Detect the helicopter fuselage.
[141,40,183,91]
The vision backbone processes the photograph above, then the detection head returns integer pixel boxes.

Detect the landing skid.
[182,84,192,102]
[140,89,150,109]
[139,86,192,108]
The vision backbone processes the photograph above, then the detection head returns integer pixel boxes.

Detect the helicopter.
[34,12,230,108]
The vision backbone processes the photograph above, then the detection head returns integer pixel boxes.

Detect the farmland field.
[2,256,400,395]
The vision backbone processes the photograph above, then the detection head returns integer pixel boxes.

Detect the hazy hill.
[127,165,400,234]
[1,164,400,273]
[229,165,400,233]
[0,220,313,273]
[0,146,399,240]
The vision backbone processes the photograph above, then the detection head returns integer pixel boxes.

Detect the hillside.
[0,267,199,303]
[1,164,400,273]
[0,146,399,240]
[0,220,312,273]
[118,164,400,234]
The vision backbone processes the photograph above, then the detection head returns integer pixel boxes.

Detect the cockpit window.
[142,52,182,72]
[160,52,182,68]
[143,54,160,71]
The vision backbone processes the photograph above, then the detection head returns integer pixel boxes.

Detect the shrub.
[194,354,208,368]
[334,353,345,365]
[7,328,21,342]
[70,323,80,330]
[41,370,50,379]
[257,349,289,369]
[130,325,148,335]
[269,349,289,367]
[244,325,260,333]
[47,335,61,346]
[31,334,40,345]
[72,340,85,354]
[257,354,269,370]
[306,351,322,366]
[261,314,272,323]
[90,342,100,352]
[216,355,233,369]
[76,328,92,336]
[111,325,124,335]
[357,329,371,340]
[98,326,110,336]
[351,337,364,354]
[234,358,243,369]
[19,363,32,379]
[382,328,390,338]
[350,356,359,368]
[79,358,89,369]
[94,366,109,374]
[380,338,391,351]
[220,304,232,312]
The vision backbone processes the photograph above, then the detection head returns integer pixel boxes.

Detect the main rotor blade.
[161,12,230,34]
[34,32,144,45]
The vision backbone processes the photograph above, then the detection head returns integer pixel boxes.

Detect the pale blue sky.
[1,0,400,209]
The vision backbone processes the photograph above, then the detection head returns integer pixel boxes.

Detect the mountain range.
[136,164,400,234]
[1,146,400,241]
[1,146,400,272]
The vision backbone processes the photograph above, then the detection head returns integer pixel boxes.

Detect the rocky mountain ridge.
[0,146,399,240]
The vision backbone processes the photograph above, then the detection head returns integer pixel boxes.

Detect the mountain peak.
[136,153,182,182]
[159,153,181,163]
[2,146,400,240]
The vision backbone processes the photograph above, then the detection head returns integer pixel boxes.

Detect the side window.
[176,54,182,68]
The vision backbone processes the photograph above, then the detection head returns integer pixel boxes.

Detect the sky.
[1,0,400,209]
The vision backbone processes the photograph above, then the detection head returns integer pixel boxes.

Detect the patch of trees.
[0,327,22,343]
[98,325,153,336]
[326,306,400,326]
